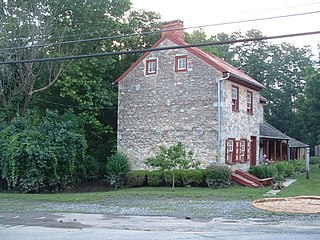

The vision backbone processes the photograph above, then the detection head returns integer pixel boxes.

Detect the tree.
[297,68,320,153]
[0,110,87,193]
[145,142,199,191]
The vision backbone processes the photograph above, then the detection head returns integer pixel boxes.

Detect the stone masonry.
[117,38,223,170]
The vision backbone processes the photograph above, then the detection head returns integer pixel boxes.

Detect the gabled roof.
[260,122,291,140]
[115,35,264,90]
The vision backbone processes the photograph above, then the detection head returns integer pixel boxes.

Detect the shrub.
[146,170,164,187]
[310,156,320,165]
[163,170,182,187]
[0,110,87,193]
[205,165,232,188]
[145,142,199,190]
[180,169,205,187]
[127,170,148,187]
[291,160,306,173]
[249,164,278,179]
[105,153,129,188]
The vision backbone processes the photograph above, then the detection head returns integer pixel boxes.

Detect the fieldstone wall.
[117,38,222,170]
[220,80,262,171]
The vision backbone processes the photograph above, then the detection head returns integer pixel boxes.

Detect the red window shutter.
[225,139,229,163]
[246,140,250,162]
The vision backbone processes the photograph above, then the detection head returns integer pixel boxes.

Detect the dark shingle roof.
[289,138,309,147]
[260,122,308,148]
[260,122,291,140]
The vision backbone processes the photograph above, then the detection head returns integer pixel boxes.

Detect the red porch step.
[231,173,262,188]
[235,170,273,186]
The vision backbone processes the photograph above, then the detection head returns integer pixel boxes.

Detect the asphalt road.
[1,213,320,240]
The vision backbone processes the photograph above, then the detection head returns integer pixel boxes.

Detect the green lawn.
[0,164,319,203]
[277,164,320,197]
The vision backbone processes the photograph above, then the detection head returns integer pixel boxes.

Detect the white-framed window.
[175,55,187,72]
[146,59,157,75]
[232,86,239,111]
[228,139,234,163]
[240,140,246,161]
[247,91,253,114]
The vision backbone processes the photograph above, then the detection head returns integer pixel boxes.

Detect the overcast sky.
[131,0,320,53]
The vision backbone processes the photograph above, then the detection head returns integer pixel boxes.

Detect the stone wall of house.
[220,80,262,171]
[117,39,223,170]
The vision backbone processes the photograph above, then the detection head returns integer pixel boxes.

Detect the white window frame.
[146,59,157,75]
[175,55,187,72]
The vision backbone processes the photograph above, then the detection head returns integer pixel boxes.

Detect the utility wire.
[1,30,319,65]
[7,1,320,42]
[1,10,320,52]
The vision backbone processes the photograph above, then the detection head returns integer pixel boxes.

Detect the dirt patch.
[253,196,320,214]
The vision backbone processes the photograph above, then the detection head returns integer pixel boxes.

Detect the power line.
[1,10,320,52]
[6,1,320,42]
[1,30,319,65]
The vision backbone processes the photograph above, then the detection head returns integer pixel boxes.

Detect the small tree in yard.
[145,142,200,191]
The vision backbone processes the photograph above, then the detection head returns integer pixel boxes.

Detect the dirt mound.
[252,196,320,214]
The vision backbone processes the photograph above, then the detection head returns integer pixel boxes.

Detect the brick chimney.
[161,20,184,41]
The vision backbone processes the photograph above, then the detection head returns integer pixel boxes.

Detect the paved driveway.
[1,212,320,240]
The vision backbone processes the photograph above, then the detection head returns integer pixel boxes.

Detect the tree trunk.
[172,174,175,192]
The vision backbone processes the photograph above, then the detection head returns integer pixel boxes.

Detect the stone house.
[115,20,301,171]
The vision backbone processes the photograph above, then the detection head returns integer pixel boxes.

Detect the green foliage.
[105,153,129,188]
[146,170,164,187]
[249,160,306,182]
[205,165,232,188]
[126,170,148,187]
[163,170,182,187]
[145,142,199,190]
[146,142,199,171]
[0,110,87,193]
[180,169,205,187]
[310,156,320,165]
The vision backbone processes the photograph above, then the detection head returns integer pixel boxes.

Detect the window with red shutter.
[232,86,239,112]
[247,91,253,114]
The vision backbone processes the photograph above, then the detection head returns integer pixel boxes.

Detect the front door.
[250,136,257,166]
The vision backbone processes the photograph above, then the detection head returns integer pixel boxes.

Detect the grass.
[0,185,269,203]
[277,164,320,197]
[0,164,319,203]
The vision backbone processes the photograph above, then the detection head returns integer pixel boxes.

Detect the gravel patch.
[1,197,320,222]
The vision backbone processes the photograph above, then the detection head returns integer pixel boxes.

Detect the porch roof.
[289,138,309,148]
[259,122,291,140]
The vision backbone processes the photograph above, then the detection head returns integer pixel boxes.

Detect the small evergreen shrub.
[205,165,232,188]
[105,153,129,188]
[146,170,164,187]
[310,156,320,165]
[180,169,205,187]
[127,170,148,187]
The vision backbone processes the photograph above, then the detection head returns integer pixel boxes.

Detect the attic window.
[175,55,187,72]
[146,59,157,75]
[232,86,239,112]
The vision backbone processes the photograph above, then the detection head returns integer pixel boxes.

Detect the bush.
[249,160,306,182]
[127,170,148,187]
[0,110,87,193]
[163,170,182,187]
[180,169,205,187]
[249,164,278,179]
[105,153,129,188]
[147,170,164,187]
[310,156,320,165]
[205,165,232,188]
